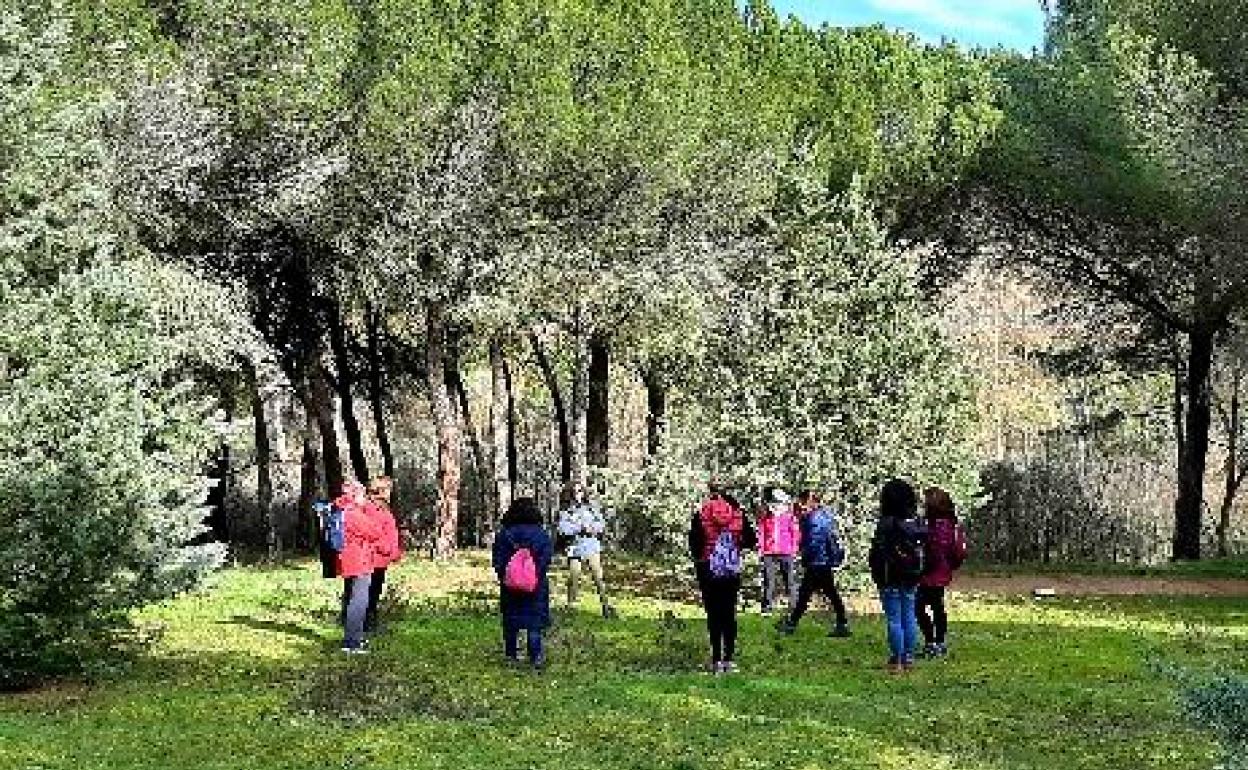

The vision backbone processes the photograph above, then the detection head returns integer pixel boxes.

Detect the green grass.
[2,555,1244,770]
[965,558,1248,580]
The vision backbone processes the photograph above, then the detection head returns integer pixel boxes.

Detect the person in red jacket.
[335,480,382,653]
[916,486,968,658]
[364,476,404,634]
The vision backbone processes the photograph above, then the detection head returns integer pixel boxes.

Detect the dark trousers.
[788,566,848,628]
[761,555,798,612]
[916,585,947,645]
[365,567,387,632]
[340,573,373,650]
[697,565,741,663]
[504,622,544,664]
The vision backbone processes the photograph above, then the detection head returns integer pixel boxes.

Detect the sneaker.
[885,656,903,674]
[602,605,618,620]
[707,660,722,675]
[721,661,739,675]
[340,645,369,655]
[531,657,546,673]
[829,623,852,638]
[932,643,949,657]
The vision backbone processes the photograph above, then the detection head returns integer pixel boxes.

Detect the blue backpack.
[708,530,742,578]
[315,500,345,553]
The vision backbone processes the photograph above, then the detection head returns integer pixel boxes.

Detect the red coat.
[757,505,800,556]
[366,500,403,569]
[335,498,382,578]
[921,518,968,588]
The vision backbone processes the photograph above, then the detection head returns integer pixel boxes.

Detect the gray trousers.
[761,555,798,611]
[341,572,373,649]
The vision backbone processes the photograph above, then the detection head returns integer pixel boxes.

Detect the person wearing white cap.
[756,487,800,614]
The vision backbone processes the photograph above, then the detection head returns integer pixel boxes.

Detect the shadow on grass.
[222,615,328,645]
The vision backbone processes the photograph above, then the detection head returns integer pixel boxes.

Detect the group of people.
[322,476,403,653]
[487,476,967,674]
[323,473,966,674]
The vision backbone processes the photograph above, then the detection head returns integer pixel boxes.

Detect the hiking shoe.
[829,623,852,638]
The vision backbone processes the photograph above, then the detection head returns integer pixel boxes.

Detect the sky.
[767,0,1047,51]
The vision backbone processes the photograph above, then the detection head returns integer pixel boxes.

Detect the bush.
[1180,672,1248,770]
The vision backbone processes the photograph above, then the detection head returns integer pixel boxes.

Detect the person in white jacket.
[558,484,616,619]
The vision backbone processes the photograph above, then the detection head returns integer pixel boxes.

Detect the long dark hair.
[879,478,918,520]
[503,497,543,527]
[924,486,958,522]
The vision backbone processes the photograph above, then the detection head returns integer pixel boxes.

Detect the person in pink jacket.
[334,480,382,653]
[757,487,800,614]
[364,476,404,634]
[916,486,968,658]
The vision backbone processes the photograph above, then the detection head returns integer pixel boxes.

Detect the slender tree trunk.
[587,332,610,469]
[642,368,668,458]
[1174,326,1216,561]
[297,403,320,551]
[530,331,572,484]
[427,302,462,559]
[504,354,519,489]
[366,303,395,477]
[1217,367,1242,557]
[244,360,276,558]
[569,321,590,485]
[487,336,513,544]
[449,353,491,546]
[308,364,345,498]
[207,376,235,543]
[328,299,370,484]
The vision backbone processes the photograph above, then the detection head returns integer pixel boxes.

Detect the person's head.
[879,478,918,519]
[924,486,957,521]
[560,483,587,507]
[503,497,544,527]
[795,489,820,512]
[707,479,724,500]
[766,487,792,506]
[342,479,366,502]
[367,475,394,504]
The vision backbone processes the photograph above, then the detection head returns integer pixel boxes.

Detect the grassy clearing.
[964,558,1248,581]
[1,555,1243,770]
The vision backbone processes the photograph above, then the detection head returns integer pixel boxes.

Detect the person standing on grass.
[757,487,801,615]
[689,482,758,675]
[335,480,382,654]
[868,478,927,673]
[916,486,968,658]
[364,476,403,634]
[493,497,554,670]
[778,489,851,638]
[557,484,616,619]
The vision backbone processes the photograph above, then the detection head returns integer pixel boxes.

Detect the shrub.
[1180,672,1248,770]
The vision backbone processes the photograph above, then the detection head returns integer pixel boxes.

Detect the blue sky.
[768,0,1047,51]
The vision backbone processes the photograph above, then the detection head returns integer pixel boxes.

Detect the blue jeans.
[879,587,919,663]
[341,573,373,650]
[504,622,544,664]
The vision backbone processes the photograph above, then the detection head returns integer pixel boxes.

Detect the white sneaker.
[341,645,369,655]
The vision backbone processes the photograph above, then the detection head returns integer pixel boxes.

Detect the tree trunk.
[244,360,276,558]
[308,364,345,498]
[569,323,590,485]
[206,373,236,543]
[297,405,320,551]
[1174,326,1215,561]
[587,332,610,468]
[328,298,370,484]
[642,368,668,458]
[487,336,514,545]
[366,303,395,477]
[427,302,462,559]
[449,349,492,547]
[1217,367,1242,557]
[504,354,519,489]
[530,331,572,484]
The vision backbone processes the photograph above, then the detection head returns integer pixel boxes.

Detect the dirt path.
[955,574,1248,597]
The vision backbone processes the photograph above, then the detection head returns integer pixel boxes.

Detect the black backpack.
[886,518,927,585]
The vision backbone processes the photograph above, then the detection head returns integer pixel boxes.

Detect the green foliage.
[704,175,979,510]
[1179,670,1248,769]
[0,4,248,688]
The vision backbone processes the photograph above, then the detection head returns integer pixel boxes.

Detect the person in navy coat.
[492,497,554,669]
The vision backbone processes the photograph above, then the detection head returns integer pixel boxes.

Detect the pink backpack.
[503,542,538,593]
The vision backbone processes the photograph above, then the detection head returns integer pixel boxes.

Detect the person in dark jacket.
[492,497,554,670]
[917,486,968,658]
[689,482,758,675]
[778,490,850,637]
[868,478,926,673]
